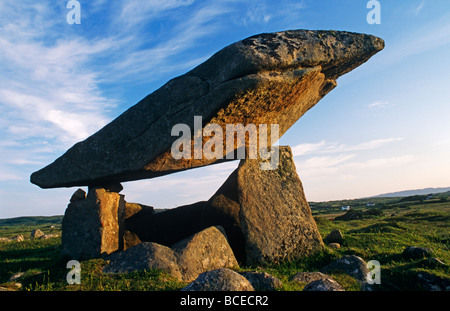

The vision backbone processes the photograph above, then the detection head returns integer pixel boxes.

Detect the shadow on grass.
[0,242,62,284]
[391,212,449,223]
[347,222,407,234]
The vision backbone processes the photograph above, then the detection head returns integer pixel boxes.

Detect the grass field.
[0,198,448,291]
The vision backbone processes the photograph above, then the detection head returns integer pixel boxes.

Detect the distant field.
[0,196,448,291]
[0,216,62,241]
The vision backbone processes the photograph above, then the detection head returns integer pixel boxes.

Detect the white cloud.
[96,1,236,85]
[347,138,403,151]
[345,155,417,170]
[293,137,412,183]
[368,100,390,109]
[297,154,418,181]
[292,137,403,157]
[0,39,113,143]
[119,0,195,27]
[0,172,22,182]
[292,141,326,156]
[237,0,306,27]
[302,154,356,168]
[242,3,272,26]
[0,1,120,182]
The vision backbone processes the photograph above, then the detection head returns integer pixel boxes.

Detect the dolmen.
[30,30,384,270]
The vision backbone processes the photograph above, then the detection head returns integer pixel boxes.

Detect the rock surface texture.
[181,268,254,291]
[320,255,369,283]
[103,226,238,282]
[239,271,283,291]
[103,242,182,279]
[171,226,239,282]
[290,271,331,284]
[30,30,384,189]
[302,278,345,291]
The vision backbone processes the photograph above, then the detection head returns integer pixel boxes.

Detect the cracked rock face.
[31,30,384,189]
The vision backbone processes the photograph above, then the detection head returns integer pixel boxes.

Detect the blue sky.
[1,0,449,218]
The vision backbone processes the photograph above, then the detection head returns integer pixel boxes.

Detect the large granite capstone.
[30,29,384,189]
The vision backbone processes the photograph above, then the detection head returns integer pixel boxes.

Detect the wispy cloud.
[238,0,306,27]
[415,1,425,16]
[291,141,326,157]
[242,2,272,26]
[0,1,120,182]
[302,154,356,169]
[119,0,196,27]
[0,0,238,171]
[368,100,390,109]
[292,138,403,157]
[100,1,237,84]
[0,171,23,182]
[293,137,412,182]
[297,154,417,181]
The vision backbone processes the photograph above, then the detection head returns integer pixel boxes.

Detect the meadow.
[0,194,448,291]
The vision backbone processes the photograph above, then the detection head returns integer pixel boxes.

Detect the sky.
[0,0,449,218]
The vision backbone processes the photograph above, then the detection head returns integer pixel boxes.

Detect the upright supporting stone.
[210,146,324,265]
[118,202,154,250]
[61,187,124,259]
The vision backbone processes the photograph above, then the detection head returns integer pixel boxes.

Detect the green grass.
[1,201,449,291]
[313,202,449,290]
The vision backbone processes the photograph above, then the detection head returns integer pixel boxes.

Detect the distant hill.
[0,209,171,226]
[0,215,63,226]
[372,187,450,198]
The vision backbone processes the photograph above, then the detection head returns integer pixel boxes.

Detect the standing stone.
[30,229,44,239]
[61,187,124,259]
[210,146,324,265]
[70,188,86,203]
[119,202,154,250]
